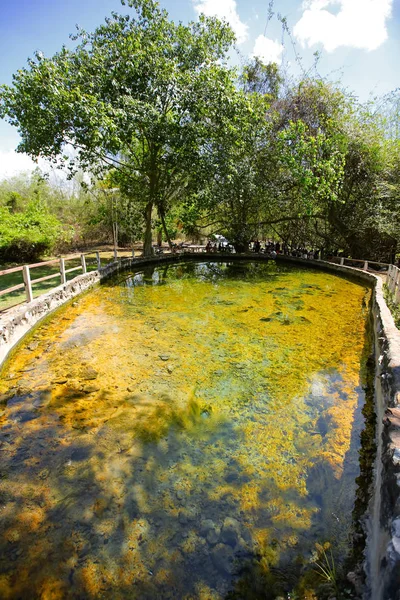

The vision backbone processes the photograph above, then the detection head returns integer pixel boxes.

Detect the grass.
[383,284,400,329]
[0,250,133,312]
[312,542,339,596]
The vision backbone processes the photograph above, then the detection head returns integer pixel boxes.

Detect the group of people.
[204,238,321,259]
[205,240,234,253]
[251,240,320,259]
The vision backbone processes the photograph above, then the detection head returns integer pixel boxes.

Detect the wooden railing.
[386,264,400,303]
[326,256,391,273]
[0,250,134,310]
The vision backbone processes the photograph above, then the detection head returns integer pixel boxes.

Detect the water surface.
[0,261,371,599]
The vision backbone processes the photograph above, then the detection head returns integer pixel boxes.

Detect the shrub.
[0,201,70,262]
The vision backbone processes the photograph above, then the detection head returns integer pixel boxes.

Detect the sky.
[0,0,399,179]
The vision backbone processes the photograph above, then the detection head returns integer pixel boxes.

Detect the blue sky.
[0,0,399,178]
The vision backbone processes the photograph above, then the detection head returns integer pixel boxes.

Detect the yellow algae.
[0,260,372,599]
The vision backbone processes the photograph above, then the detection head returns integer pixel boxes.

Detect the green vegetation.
[384,285,400,329]
[0,201,64,263]
[0,0,400,261]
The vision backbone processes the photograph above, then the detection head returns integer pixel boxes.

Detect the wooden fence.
[0,249,134,310]
[327,256,391,273]
[386,264,400,303]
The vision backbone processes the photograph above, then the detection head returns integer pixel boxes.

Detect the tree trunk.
[159,206,173,249]
[143,201,154,257]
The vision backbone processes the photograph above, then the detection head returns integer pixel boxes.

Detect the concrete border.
[1,252,400,598]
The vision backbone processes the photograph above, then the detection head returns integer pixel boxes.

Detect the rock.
[27,342,39,351]
[391,518,400,554]
[159,355,170,361]
[234,537,251,556]
[176,489,185,501]
[220,517,241,547]
[206,527,221,546]
[210,543,234,574]
[53,378,68,385]
[241,527,252,544]
[0,393,11,405]
[82,384,100,394]
[200,519,216,536]
[178,512,188,525]
[16,386,29,396]
[127,386,135,392]
[81,366,98,380]
[167,365,174,374]
[186,507,198,522]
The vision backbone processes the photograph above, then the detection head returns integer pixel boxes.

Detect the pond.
[0,260,373,599]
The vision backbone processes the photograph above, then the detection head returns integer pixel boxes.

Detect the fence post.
[132,248,135,258]
[114,247,118,261]
[392,267,398,294]
[95,252,101,270]
[340,257,344,266]
[363,261,368,271]
[388,265,394,292]
[60,258,66,284]
[22,265,33,303]
[390,266,396,293]
[81,254,87,274]
[394,268,400,297]
[396,274,400,304]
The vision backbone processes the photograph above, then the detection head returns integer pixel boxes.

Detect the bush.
[0,201,70,262]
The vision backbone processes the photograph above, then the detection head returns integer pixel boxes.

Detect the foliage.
[180,91,275,251]
[383,285,400,329]
[0,200,67,262]
[0,0,237,255]
[0,1,400,259]
[240,57,282,99]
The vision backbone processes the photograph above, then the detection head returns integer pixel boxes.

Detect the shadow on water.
[0,390,272,598]
[0,261,376,599]
[0,378,375,599]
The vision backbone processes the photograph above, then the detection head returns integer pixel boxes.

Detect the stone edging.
[1,252,400,598]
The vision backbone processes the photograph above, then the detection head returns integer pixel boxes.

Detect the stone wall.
[1,252,400,598]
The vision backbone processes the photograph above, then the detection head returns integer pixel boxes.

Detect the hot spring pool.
[0,260,373,599]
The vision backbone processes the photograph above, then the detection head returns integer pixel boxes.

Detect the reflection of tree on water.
[0,261,373,598]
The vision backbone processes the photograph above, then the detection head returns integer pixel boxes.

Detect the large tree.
[0,0,236,255]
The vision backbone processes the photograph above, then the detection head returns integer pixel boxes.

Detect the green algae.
[0,261,372,599]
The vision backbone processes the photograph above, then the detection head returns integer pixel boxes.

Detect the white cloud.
[0,150,36,179]
[0,150,74,190]
[251,35,284,64]
[294,0,393,52]
[193,0,248,44]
